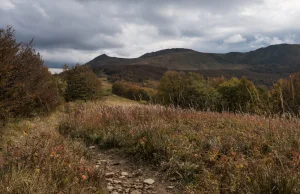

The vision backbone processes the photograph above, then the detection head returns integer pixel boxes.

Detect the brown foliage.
[112,81,154,101]
[0,117,105,193]
[0,26,63,122]
[60,102,300,193]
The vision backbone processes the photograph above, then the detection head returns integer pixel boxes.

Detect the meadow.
[0,106,106,194]
[59,101,300,193]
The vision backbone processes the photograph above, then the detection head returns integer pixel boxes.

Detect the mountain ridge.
[87,44,300,86]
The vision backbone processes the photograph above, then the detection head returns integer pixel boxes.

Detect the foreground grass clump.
[0,117,105,194]
[60,102,300,193]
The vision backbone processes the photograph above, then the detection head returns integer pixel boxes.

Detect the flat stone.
[143,178,155,185]
[106,178,113,182]
[105,172,115,178]
[130,190,142,194]
[167,186,174,189]
[89,146,96,149]
[113,180,122,184]
[107,186,114,191]
[169,177,177,181]
[121,172,129,176]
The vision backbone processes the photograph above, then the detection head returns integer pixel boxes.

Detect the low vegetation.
[112,81,156,102]
[0,115,105,194]
[60,102,300,193]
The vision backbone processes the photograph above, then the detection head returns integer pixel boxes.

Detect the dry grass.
[59,102,300,193]
[99,95,140,106]
[100,77,113,96]
[0,113,105,194]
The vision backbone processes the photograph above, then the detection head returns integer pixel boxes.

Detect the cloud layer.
[1,0,300,67]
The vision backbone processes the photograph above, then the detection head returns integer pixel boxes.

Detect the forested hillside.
[88,44,300,86]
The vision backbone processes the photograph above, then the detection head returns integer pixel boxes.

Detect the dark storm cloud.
[0,0,123,50]
[0,0,299,66]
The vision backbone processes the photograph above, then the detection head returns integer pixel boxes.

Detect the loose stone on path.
[143,178,155,185]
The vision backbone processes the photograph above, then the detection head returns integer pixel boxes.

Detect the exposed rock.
[121,172,129,176]
[89,146,96,149]
[143,178,155,185]
[105,172,115,178]
[169,177,177,181]
[107,185,114,191]
[113,180,122,184]
[106,178,113,182]
[92,148,174,194]
[130,190,142,194]
[98,160,107,163]
[167,186,174,189]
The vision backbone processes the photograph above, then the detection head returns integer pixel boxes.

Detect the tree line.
[112,70,300,116]
[157,71,300,115]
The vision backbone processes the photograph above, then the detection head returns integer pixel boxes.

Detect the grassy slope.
[0,109,106,194]
[1,81,300,193]
[59,103,300,193]
[0,80,138,193]
[100,77,140,105]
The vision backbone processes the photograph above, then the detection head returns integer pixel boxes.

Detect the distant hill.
[87,44,300,86]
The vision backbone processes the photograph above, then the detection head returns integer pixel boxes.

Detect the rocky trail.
[88,146,179,194]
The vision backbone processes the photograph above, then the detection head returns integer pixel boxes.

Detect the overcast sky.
[1,0,300,68]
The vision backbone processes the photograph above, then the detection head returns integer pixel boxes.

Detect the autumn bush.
[112,81,153,101]
[0,27,64,123]
[62,65,102,102]
[59,102,300,193]
[0,117,105,194]
[157,70,300,115]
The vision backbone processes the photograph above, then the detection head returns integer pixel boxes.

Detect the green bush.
[158,71,220,110]
[63,65,102,102]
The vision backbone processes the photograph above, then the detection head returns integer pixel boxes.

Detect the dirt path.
[89,147,178,194]
[0,99,181,194]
